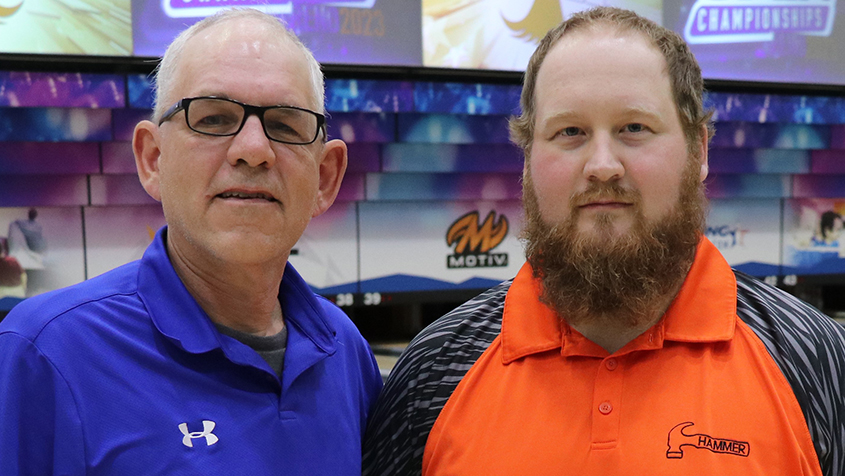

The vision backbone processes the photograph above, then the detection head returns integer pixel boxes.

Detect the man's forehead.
[184,19,298,58]
[170,24,310,101]
[533,26,669,102]
[544,24,660,70]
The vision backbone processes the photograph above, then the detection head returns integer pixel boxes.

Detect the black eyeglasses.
[158,96,326,145]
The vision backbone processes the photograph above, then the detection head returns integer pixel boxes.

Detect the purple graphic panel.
[710,123,830,149]
[335,173,365,202]
[102,142,137,174]
[708,93,845,125]
[0,176,88,206]
[708,149,809,174]
[0,109,111,142]
[793,175,845,198]
[705,174,792,199]
[382,143,522,173]
[0,72,125,108]
[113,109,151,141]
[397,114,511,144]
[326,79,414,113]
[90,175,158,206]
[0,143,100,175]
[708,92,778,123]
[326,112,395,143]
[833,125,845,149]
[708,149,756,174]
[413,82,521,115]
[366,173,521,201]
[810,150,845,174]
[127,74,155,110]
[346,143,381,172]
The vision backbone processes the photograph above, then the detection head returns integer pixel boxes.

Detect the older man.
[0,8,381,475]
[363,7,844,476]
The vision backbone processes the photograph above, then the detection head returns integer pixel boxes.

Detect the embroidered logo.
[179,420,219,448]
[666,422,750,458]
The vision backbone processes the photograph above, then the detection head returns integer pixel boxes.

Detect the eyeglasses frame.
[157,96,327,145]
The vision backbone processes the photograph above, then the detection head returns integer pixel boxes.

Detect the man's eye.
[195,114,237,127]
[624,123,646,133]
[265,120,296,134]
[560,127,581,137]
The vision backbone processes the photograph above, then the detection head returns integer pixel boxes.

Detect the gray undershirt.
[214,322,288,378]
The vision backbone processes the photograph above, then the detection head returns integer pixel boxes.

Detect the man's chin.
[573,219,635,243]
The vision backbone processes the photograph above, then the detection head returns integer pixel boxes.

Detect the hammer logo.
[667,422,750,459]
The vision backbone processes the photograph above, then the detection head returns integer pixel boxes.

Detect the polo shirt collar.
[137,227,336,369]
[501,237,737,363]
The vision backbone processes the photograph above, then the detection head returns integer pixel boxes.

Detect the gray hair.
[151,8,325,122]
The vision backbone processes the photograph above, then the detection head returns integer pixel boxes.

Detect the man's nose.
[582,134,624,182]
[227,114,276,168]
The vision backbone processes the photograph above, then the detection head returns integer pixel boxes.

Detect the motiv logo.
[666,422,750,459]
[683,0,836,44]
[162,0,376,19]
[179,420,219,448]
[445,210,509,269]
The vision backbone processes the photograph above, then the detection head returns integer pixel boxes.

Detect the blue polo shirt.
[0,227,382,475]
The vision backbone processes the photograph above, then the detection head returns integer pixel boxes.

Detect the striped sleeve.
[734,271,845,476]
[361,281,509,476]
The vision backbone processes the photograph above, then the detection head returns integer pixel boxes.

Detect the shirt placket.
[591,355,624,451]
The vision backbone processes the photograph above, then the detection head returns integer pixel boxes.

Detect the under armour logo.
[179,420,219,448]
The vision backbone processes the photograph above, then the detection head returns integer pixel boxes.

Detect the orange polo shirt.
[422,240,822,475]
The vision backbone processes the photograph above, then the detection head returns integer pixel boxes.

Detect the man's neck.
[167,240,287,337]
[569,314,662,354]
[568,280,684,354]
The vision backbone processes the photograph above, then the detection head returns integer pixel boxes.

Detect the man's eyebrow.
[619,106,666,124]
[539,107,667,125]
[537,110,579,127]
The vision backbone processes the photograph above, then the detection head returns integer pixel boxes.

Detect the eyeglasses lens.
[186,98,318,144]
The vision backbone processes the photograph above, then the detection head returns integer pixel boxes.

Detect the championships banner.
[666,0,844,84]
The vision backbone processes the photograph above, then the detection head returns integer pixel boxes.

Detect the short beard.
[521,157,707,329]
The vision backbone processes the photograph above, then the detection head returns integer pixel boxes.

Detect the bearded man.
[362,6,844,476]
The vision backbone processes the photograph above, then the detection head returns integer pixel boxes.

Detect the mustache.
[571,182,641,207]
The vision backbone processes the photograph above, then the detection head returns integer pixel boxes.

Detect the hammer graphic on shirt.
[666,422,750,459]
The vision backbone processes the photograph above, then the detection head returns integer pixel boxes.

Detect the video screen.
[131,0,422,66]
[422,0,661,70]
[421,0,845,86]
[0,0,841,87]
[0,0,132,55]
[664,0,845,86]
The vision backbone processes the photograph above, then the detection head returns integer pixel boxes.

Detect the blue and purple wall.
[0,70,844,308]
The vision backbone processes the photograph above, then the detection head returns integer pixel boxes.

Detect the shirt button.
[599,402,613,415]
[605,358,618,371]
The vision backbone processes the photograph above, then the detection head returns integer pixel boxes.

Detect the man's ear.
[697,124,709,182]
[133,120,163,202]
[312,139,348,218]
